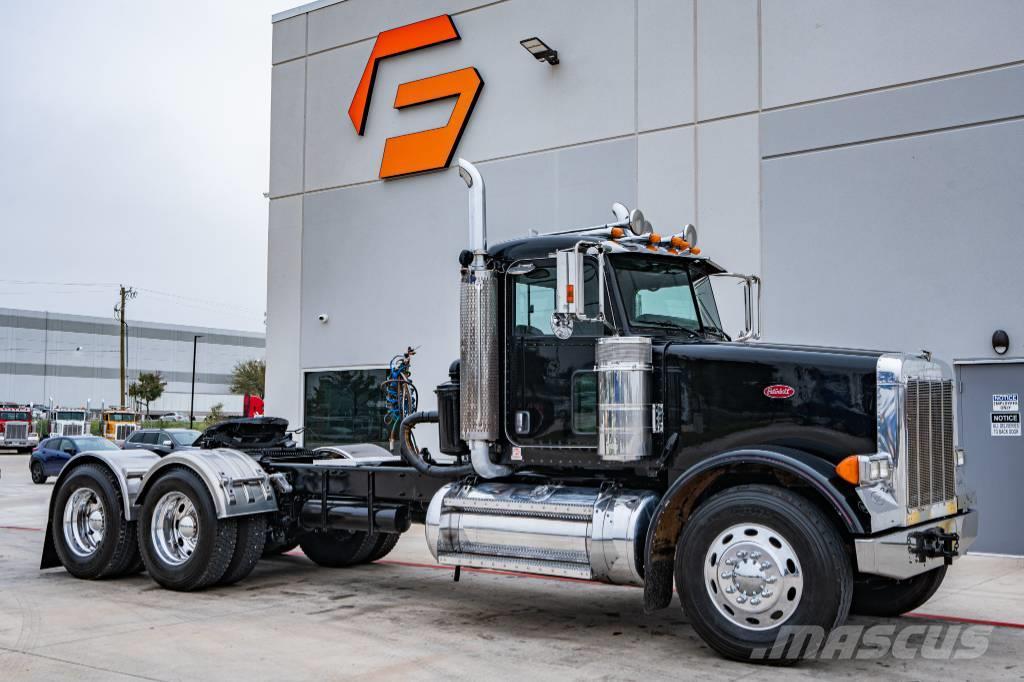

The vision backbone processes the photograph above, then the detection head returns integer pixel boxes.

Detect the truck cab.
[102,409,140,444]
[0,405,38,452]
[48,408,88,438]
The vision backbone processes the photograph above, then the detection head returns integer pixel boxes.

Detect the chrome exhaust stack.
[456,159,510,479]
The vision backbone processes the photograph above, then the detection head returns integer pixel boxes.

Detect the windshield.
[72,437,120,451]
[613,255,705,333]
[0,411,30,421]
[170,430,201,446]
[107,413,136,422]
[55,411,86,421]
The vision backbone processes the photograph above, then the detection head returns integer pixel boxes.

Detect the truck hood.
[659,340,881,468]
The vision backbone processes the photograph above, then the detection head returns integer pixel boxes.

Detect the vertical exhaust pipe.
[457,159,511,479]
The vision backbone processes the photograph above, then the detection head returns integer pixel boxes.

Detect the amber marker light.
[670,236,689,249]
[690,247,702,255]
[610,227,625,239]
[648,233,662,244]
[835,456,860,485]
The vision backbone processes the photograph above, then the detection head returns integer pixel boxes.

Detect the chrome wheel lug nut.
[749,551,761,560]
[760,561,772,570]
[720,571,734,579]
[725,586,735,594]
[750,597,761,606]
[724,559,736,566]
[736,551,748,560]
[766,576,777,584]
[761,590,773,598]
[736,596,747,604]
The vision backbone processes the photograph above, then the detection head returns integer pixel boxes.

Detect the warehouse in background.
[0,307,265,415]
[265,1,1024,551]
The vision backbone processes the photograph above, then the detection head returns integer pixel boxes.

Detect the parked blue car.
[30,436,121,484]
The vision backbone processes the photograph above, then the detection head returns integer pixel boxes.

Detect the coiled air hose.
[399,411,474,478]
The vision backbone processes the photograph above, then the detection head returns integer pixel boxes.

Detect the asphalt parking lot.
[2,453,1023,681]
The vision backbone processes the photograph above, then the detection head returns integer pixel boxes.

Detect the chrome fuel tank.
[425,481,659,586]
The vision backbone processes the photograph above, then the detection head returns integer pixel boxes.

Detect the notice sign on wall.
[993,393,1019,412]
[991,412,1021,437]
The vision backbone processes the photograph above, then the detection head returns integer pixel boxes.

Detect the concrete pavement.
[2,453,1023,680]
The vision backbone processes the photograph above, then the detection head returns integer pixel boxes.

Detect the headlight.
[836,453,894,487]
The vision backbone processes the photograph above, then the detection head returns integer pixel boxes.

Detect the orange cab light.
[690,246,701,255]
[835,455,860,485]
[666,248,679,255]
[566,284,575,304]
[648,233,661,244]
[610,227,625,239]
[670,236,686,249]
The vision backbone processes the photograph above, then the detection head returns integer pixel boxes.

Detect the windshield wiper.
[631,320,700,338]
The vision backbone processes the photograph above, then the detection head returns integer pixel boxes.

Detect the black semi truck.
[41,160,976,662]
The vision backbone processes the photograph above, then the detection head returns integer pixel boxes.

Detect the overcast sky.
[0,1,295,333]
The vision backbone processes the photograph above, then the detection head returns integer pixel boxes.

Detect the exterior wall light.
[520,37,559,65]
[992,329,1009,355]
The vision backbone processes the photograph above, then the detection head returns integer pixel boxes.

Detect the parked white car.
[159,412,188,423]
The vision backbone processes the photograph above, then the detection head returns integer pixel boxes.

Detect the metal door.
[955,359,1024,555]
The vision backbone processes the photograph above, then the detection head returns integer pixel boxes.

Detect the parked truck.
[41,160,976,663]
[48,407,88,437]
[101,408,140,444]
[0,404,38,452]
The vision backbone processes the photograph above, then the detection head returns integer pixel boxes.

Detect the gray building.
[265,1,1023,549]
[0,307,265,414]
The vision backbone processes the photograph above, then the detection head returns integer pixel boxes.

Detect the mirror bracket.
[554,241,609,337]
[711,272,762,341]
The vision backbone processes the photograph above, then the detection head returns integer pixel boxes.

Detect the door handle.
[514,410,531,435]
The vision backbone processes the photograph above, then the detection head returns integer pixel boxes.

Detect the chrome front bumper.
[854,509,978,580]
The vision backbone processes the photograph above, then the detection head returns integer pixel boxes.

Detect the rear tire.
[30,461,47,484]
[139,468,238,591]
[217,514,267,586]
[366,532,401,562]
[675,485,852,664]
[299,530,378,568]
[850,566,947,617]
[51,464,140,579]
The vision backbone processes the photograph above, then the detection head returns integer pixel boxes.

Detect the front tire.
[30,460,47,484]
[51,464,140,579]
[676,485,853,664]
[850,566,946,617]
[299,530,378,568]
[139,468,238,591]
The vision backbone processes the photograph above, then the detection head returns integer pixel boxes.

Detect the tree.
[131,371,167,417]
[205,402,225,425]
[230,359,265,399]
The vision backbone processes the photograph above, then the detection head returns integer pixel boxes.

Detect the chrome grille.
[905,379,955,509]
[116,424,136,440]
[62,423,85,436]
[4,422,28,440]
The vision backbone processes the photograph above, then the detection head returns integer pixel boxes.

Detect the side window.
[142,431,160,445]
[126,432,140,444]
[571,371,598,434]
[513,259,604,336]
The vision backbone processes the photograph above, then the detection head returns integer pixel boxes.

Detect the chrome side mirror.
[711,272,762,341]
[554,243,607,338]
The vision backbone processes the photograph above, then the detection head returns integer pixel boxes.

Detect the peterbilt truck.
[0,405,38,452]
[48,407,88,437]
[101,408,140,444]
[41,160,976,663]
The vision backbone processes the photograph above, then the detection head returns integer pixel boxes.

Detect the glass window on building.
[303,369,389,448]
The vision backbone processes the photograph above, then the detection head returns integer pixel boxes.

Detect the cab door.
[506,257,607,449]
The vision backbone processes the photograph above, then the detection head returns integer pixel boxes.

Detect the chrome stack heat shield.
[459,268,499,442]
[597,336,653,461]
[426,482,659,586]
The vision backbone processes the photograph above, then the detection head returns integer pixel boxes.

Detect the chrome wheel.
[62,487,106,558]
[150,491,199,567]
[703,522,803,631]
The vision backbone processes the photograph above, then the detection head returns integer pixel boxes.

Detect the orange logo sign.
[348,15,483,179]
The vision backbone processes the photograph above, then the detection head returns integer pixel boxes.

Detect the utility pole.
[114,285,137,407]
[190,335,202,429]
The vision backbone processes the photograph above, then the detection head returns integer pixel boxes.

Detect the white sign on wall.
[992,393,1019,412]
[991,412,1021,437]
